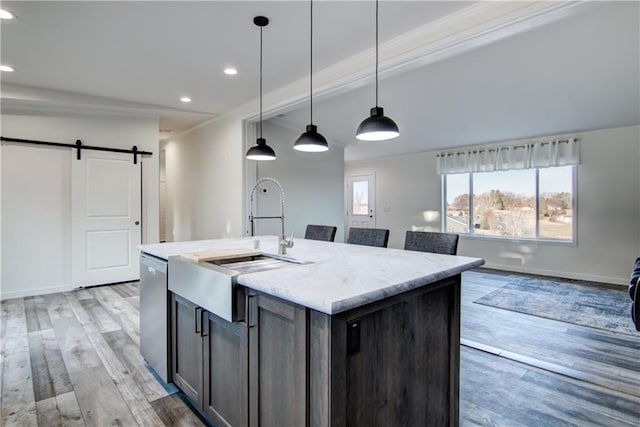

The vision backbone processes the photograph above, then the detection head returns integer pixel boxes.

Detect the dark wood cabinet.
[203,311,248,427]
[171,293,203,407]
[320,278,460,426]
[171,293,248,427]
[171,273,461,427]
[293,275,460,427]
[247,291,307,427]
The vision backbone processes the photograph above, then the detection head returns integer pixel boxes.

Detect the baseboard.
[480,262,628,287]
[0,284,76,300]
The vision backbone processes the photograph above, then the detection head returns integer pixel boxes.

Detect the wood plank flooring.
[460,269,640,426]
[1,270,639,426]
[1,284,202,426]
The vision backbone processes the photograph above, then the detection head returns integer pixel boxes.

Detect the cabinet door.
[171,293,204,408]
[203,311,248,427]
[248,292,307,427]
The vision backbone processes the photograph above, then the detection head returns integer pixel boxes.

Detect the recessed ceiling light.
[180,96,191,103]
[0,65,14,72]
[0,9,14,20]
[224,67,238,76]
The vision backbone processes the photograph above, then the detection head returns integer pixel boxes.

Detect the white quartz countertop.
[139,236,484,315]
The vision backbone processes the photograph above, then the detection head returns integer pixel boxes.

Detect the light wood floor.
[1,270,639,426]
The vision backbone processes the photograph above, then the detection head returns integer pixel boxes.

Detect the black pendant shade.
[293,0,329,153]
[355,106,399,141]
[294,124,329,152]
[246,137,276,161]
[356,0,399,142]
[246,16,276,161]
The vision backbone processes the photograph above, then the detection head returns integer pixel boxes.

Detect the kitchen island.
[140,236,484,427]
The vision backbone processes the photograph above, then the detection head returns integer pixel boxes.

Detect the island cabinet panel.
[170,293,248,427]
[309,276,461,427]
[171,293,204,407]
[203,311,249,427]
[247,292,307,427]
[170,273,461,427]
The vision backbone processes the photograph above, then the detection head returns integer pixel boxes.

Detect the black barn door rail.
[0,136,153,164]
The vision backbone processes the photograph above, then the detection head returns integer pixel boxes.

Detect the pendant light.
[356,0,400,141]
[294,0,329,152]
[246,16,277,161]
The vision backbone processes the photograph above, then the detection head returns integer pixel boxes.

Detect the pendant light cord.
[375,0,379,107]
[310,0,314,125]
[259,24,263,139]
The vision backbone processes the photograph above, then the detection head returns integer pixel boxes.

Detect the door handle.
[201,310,209,337]
[248,295,257,328]
[195,307,202,334]
[369,209,373,219]
[135,221,140,225]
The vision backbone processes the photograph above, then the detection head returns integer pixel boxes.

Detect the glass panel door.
[347,174,375,230]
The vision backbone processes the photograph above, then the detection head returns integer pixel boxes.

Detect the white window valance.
[436,138,579,174]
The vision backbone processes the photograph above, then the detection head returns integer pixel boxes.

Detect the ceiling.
[1,1,638,162]
[0,0,470,132]
[275,1,640,161]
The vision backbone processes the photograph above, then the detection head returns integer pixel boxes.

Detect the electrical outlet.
[347,319,360,355]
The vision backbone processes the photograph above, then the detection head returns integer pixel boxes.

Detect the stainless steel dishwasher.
[139,253,170,383]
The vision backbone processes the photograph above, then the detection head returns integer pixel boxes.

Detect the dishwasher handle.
[140,253,168,274]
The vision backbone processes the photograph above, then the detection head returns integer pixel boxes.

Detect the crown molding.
[218,1,590,127]
[176,1,590,137]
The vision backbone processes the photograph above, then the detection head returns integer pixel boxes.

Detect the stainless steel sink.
[168,252,306,322]
[207,254,306,274]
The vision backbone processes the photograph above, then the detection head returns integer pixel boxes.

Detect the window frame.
[441,165,577,245]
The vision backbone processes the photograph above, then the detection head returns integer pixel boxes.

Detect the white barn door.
[71,150,141,287]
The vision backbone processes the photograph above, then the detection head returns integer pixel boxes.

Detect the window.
[352,180,369,215]
[443,165,575,241]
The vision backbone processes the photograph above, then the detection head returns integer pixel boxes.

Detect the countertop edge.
[237,258,485,315]
[328,258,485,315]
[139,239,485,316]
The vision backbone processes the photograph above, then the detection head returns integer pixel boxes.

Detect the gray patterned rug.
[474,277,636,336]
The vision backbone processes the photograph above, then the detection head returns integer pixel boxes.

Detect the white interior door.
[71,150,141,287]
[347,174,376,230]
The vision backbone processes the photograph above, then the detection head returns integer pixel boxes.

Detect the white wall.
[163,137,194,242]
[163,113,246,242]
[189,118,246,239]
[159,149,167,242]
[345,126,640,285]
[164,118,345,245]
[346,151,442,249]
[1,114,159,298]
[251,121,345,242]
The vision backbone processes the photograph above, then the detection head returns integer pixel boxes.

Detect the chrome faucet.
[248,177,294,255]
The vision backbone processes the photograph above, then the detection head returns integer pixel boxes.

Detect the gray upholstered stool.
[404,231,459,255]
[347,227,390,248]
[304,225,337,242]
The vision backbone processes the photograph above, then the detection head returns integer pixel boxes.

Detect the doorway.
[346,174,376,230]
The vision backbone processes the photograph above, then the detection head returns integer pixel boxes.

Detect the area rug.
[474,277,636,335]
